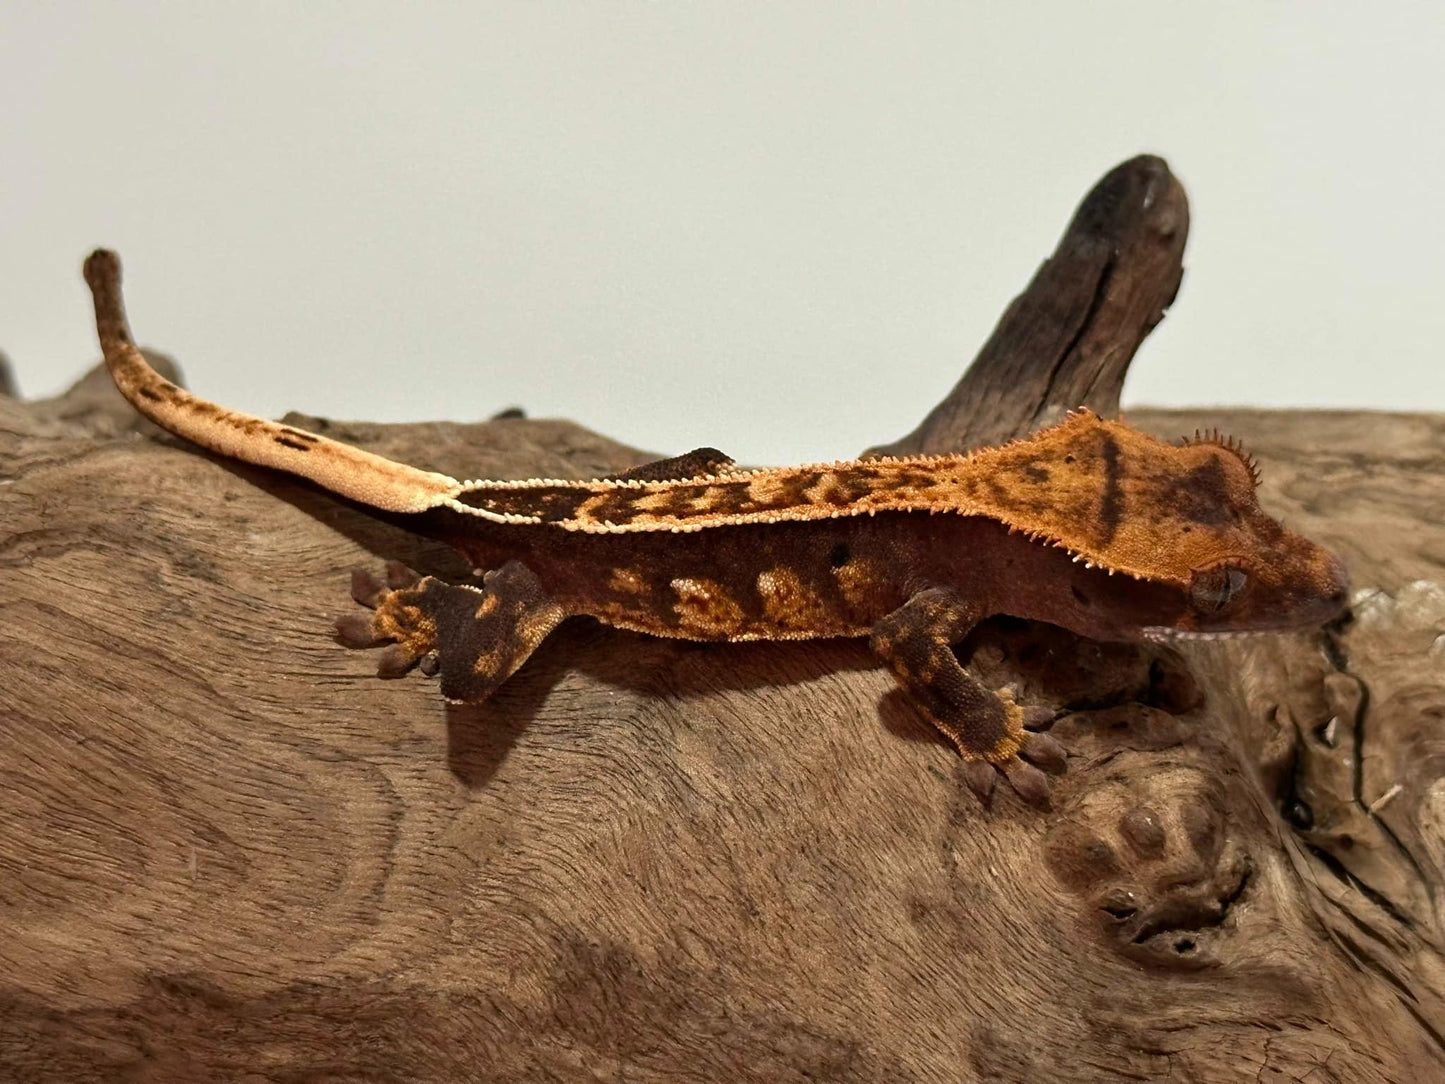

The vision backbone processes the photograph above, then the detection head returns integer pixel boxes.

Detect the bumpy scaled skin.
[85,250,1351,807]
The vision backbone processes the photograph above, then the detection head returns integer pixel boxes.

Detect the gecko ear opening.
[1189,564,1250,616]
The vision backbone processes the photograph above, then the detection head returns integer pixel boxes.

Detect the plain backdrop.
[3,2,1442,465]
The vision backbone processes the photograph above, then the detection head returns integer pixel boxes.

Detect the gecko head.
[1066,534,1349,644]
[1134,432,1350,637]
[1038,420,1351,640]
[1139,544,1350,641]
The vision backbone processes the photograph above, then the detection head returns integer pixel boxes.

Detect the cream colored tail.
[84,250,462,514]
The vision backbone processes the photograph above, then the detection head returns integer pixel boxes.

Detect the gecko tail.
[83,250,463,514]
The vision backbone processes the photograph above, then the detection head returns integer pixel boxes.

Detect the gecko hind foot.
[336,562,440,678]
[335,559,567,703]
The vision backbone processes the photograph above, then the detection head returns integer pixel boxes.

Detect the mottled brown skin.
[84,249,1351,806]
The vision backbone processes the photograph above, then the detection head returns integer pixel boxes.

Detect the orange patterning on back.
[444,410,1273,587]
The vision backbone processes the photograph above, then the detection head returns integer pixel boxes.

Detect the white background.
[3,2,1442,464]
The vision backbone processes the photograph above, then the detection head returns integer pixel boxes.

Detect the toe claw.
[376,643,420,679]
[335,612,384,648]
[351,568,387,608]
[385,561,422,589]
[1003,759,1052,810]
[1019,730,1068,774]
[962,760,997,805]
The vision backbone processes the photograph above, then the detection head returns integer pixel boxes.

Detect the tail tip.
[84,249,120,292]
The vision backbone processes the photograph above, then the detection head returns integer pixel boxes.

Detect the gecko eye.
[1189,565,1250,615]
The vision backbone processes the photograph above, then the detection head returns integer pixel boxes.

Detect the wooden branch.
[867,154,1187,456]
[2,159,1441,1082]
[0,350,16,400]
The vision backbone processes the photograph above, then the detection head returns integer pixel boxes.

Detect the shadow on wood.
[1,157,1441,1081]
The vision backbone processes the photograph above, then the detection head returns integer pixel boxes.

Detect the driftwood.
[1,157,1442,1082]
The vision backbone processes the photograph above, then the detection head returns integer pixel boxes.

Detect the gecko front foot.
[935,689,1068,809]
[871,589,1068,810]
[960,736,1070,809]
[335,559,567,704]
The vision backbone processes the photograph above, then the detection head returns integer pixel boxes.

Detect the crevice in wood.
[1029,249,1117,434]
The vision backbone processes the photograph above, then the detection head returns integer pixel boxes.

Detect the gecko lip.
[1140,628,1271,643]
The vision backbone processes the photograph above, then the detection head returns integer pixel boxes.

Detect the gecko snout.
[1308,552,1351,623]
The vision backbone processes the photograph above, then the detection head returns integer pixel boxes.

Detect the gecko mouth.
[1140,628,1272,643]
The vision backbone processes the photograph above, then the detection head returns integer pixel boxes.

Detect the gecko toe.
[335,612,385,648]
[962,760,998,805]
[962,754,1054,810]
[1003,759,1053,810]
[1022,705,1057,730]
[375,643,421,678]
[385,561,422,589]
[1019,730,1068,774]
[351,568,388,608]
[418,652,441,677]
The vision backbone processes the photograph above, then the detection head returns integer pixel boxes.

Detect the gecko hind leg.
[870,588,1067,809]
[337,559,567,703]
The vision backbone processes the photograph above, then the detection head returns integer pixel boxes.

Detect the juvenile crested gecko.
[84,250,1349,806]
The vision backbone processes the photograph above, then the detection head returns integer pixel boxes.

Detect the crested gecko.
[83,250,1349,806]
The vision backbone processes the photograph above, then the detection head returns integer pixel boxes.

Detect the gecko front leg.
[870,588,1066,808]
[337,559,567,703]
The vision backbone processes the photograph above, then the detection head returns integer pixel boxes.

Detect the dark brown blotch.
[1097,429,1124,544]
[458,485,591,523]
[648,486,712,518]
[185,399,222,417]
[983,474,1034,514]
[597,487,674,523]
[1169,456,1234,527]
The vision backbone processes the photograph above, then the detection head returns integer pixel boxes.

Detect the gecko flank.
[84,250,1350,807]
